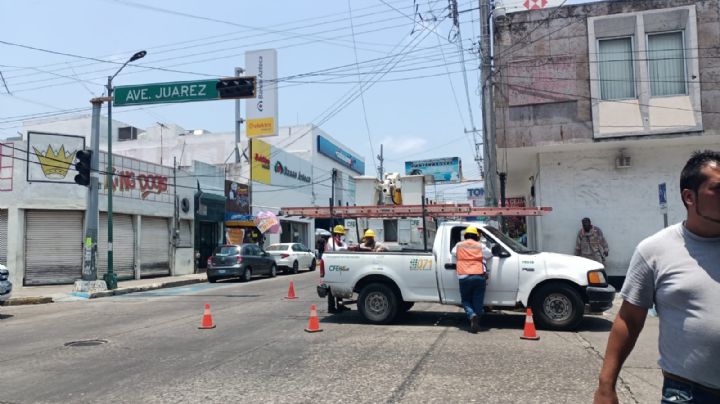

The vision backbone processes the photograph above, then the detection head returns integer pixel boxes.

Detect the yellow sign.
[226,228,245,245]
[247,117,275,138]
[250,139,271,184]
[33,145,76,179]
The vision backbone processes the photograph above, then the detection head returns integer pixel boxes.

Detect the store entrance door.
[196,221,219,269]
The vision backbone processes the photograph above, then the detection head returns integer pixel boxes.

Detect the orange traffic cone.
[285,281,298,300]
[304,304,323,333]
[520,308,540,340]
[199,303,216,329]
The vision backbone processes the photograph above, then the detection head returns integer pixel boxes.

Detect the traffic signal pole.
[80,98,105,281]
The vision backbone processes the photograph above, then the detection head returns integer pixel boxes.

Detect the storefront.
[0,133,195,287]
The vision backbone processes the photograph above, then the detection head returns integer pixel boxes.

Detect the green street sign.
[113,77,256,107]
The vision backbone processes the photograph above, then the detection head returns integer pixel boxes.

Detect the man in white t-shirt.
[594,150,720,403]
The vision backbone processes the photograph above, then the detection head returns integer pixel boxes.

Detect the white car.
[266,243,317,274]
[0,264,13,304]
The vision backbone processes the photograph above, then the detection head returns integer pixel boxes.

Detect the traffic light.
[74,149,92,187]
[216,77,256,99]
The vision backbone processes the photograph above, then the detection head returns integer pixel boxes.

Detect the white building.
[112,123,365,249]
[0,132,195,287]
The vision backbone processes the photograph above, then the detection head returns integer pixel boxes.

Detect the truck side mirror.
[492,245,510,258]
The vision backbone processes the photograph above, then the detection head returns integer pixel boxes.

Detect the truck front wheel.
[358,283,399,325]
[531,283,584,331]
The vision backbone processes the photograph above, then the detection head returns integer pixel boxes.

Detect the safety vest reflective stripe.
[456,240,485,276]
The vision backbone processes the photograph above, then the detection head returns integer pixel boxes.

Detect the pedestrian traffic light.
[74,149,92,187]
[216,77,256,99]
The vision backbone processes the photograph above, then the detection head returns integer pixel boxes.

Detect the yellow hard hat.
[364,229,376,238]
[333,225,346,234]
[465,226,479,236]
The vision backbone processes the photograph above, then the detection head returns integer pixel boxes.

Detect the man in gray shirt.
[594,150,720,404]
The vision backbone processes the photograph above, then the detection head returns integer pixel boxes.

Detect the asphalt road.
[0,271,662,403]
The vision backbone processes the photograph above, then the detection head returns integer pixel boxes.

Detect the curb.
[4,277,207,306]
[3,296,54,306]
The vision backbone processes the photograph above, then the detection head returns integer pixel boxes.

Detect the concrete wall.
[533,142,712,277]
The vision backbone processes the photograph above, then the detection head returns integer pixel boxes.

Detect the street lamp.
[104,50,146,290]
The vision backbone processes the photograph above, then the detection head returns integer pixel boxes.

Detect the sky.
[0,0,594,202]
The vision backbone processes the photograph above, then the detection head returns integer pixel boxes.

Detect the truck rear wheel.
[358,283,399,325]
[531,283,584,331]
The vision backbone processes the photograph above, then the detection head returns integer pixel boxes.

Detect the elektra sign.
[317,135,364,175]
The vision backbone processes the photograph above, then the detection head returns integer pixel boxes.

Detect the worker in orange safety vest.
[452,226,492,333]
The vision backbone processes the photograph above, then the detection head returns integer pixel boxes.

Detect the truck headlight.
[587,270,607,286]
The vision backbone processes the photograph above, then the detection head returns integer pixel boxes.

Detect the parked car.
[206,244,277,283]
[0,264,13,305]
[265,243,317,274]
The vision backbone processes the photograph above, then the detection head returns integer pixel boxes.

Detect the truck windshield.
[483,226,536,254]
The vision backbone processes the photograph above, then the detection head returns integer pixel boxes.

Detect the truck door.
[480,230,521,306]
[437,225,465,305]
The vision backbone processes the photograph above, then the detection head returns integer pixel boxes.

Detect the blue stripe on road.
[109,282,239,299]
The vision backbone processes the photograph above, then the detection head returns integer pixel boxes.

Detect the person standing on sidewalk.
[594,150,720,404]
[575,217,609,264]
[452,226,491,333]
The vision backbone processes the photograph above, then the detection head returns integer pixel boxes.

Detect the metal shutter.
[0,209,7,265]
[98,213,135,280]
[140,217,170,276]
[25,210,82,285]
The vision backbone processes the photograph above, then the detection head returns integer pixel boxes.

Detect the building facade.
[0,135,195,287]
[492,0,720,282]
[112,123,365,250]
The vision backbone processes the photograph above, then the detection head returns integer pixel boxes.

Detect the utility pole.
[377,144,384,180]
[157,122,166,166]
[234,67,245,164]
[80,98,104,282]
[480,0,499,207]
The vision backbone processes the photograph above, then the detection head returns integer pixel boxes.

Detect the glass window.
[213,246,239,256]
[598,37,636,100]
[648,32,686,96]
[265,245,287,251]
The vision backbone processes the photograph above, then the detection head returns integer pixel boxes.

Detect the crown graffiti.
[33,145,76,179]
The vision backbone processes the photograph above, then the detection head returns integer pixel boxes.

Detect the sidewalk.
[4,273,208,306]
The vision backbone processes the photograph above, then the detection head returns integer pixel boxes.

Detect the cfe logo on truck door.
[409,258,433,271]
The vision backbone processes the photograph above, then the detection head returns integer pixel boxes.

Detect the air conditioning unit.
[615,154,632,169]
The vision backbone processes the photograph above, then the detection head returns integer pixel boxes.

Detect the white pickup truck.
[317,221,616,330]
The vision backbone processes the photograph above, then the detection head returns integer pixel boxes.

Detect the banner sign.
[225,180,250,219]
[500,0,566,12]
[316,135,365,174]
[405,157,462,183]
[245,49,278,138]
[27,132,84,184]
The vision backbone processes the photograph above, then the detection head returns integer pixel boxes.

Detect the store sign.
[26,132,84,183]
[245,49,278,138]
[274,161,311,183]
[405,157,462,183]
[104,169,169,199]
[99,153,173,203]
[317,135,364,174]
[251,139,313,189]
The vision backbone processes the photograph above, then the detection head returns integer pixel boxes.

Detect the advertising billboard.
[245,49,278,138]
[405,157,462,183]
[316,135,365,175]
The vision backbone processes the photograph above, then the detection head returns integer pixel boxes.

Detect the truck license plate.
[218,269,227,274]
